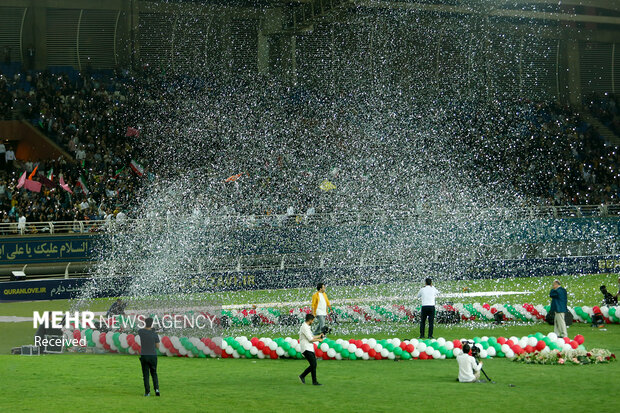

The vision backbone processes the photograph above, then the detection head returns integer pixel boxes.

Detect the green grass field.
[1,273,619,412]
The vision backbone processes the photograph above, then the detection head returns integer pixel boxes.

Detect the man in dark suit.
[550,280,568,338]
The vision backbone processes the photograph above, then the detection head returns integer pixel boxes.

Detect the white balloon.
[91,330,100,343]
[387,352,396,360]
[355,348,364,358]
[276,348,285,356]
[257,352,265,359]
[410,339,419,347]
[320,343,329,352]
[412,350,421,358]
[527,337,537,347]
[509,336,519,344]
[432,350,441,359]
[374,344,383,352]
[294,344,301,353]
[505,350,515,359]
[417,343,427,352]
[562,344,572,352]
[436,338,446,346]
[249,347,258,355]
[452,348,462,357]
[392,338,401,347]
[242,342,252,351]
[268,342,278,351]
[178,347,188,356]
[380,349,389,357]
[425,347,434,356]
[479,349,488,359]
[519,339,528,348]
[362,353,369,360]
[327,348,336,358]
[225,347,234,355]
[367,338,377,347]
[232,350,240,358]
[487,347,496,357]
[501,344,510,353]
[445,342,454,351]
[348,343,357,353]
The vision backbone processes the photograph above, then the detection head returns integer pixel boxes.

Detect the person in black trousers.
[417,278,440,339]
[298,314,325,386]
[138,317,160,396]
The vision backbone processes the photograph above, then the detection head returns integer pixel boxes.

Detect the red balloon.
[569,341,578,349]
[316,349,324,358]
[419,352,428,360]
[374,353,383,360]
[535,341,546,351]
[251,337,258,345]
[73,330,81,339]
[361,344,371,352]
[322,353,330,360]
[368,349,377,358]
[99,333,106,344]
[221,351,229,358]
[524,345,534,353]
[348,339,356,344]
[256,341,265,350]
[574,334,585,345]
[262,347,271,355]
[497,337,506,345]
[506,340,514,347]
[483,303,491,310]
[127,334,135,345]
[563,337,570,344]
[490,308,497,314]
[452,339,462,348]
[399,342,407,350]
[270,352,278,359]
[355,340,363,348]
[405,344,415,353]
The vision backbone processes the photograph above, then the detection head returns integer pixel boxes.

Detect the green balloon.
[446,349,454,358]
[349,354,357,360]
[534,333,544,340]
[497,351,505,358]
[438,347,447,355]
[481,342,489,349]
[288,348,297,357]
[334,344,342,352]
[385,344,394,351]
[282,342,291,351]
[473,337,481,343]
[401,352,412,360]
[342,349,350,358]
[393,347,403,356]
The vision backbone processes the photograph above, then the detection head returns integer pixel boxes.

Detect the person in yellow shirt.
[311,283,332,335]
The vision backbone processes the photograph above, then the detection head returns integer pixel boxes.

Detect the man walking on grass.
[138,317,160,397]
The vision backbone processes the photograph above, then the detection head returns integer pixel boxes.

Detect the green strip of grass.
[1,323,618,412]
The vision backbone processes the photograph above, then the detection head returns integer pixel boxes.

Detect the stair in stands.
[583,114,620,145]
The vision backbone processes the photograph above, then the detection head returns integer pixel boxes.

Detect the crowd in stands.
[0,65,619,232]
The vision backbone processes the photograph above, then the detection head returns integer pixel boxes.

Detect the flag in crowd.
[77,175,89,195]
[125,127,140,137]
[129,159,144,177]
[224,173,243,183]
[59,174,73,194]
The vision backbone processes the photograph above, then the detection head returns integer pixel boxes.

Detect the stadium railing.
[0,204,618,236]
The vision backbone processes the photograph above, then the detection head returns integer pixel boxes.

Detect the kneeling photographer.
[456,341,483,383]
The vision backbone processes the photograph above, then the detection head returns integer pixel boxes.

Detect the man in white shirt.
[456,342,483,383]
[298,314,325,386]
[311,283,332,335]
[416,277,439,339]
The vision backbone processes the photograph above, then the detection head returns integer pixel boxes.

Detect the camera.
[462,340,480,358]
